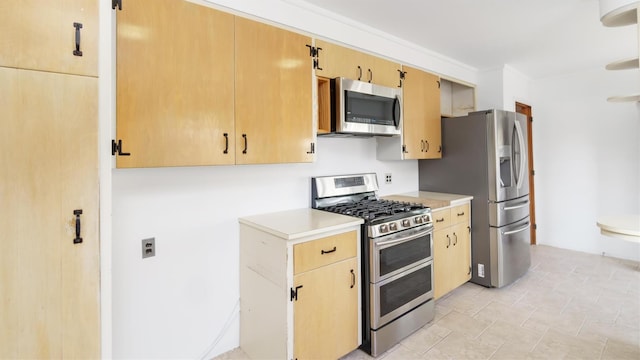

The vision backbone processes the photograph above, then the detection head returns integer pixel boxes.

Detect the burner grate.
[319,199,426,220]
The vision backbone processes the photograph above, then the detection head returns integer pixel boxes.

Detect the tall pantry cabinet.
[0,1,100,358]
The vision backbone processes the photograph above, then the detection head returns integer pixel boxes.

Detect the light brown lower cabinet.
[239,218,360,360]
[433,203,472,299]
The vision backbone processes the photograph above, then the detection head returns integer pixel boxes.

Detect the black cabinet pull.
[73,209,83,244]
[357,66,362,80]
[424,140,430,153]
[315,47,323,70]
[457,212,465,216]
[438,145,442,153]
[436,218,444,222]
[306,142,315,154]
[421,140,425,152]
[446,234,450,248]
[321,246,336,254]
[73,23,83,56]
[290,285,303,301]
[453,233,458,246]
[242,134,247,154]
[350,269,355,288]
[367,68,373,83]
[223,133,229,154]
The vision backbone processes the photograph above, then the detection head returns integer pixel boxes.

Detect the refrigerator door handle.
[501,222,531,236]
[512,120,527,190]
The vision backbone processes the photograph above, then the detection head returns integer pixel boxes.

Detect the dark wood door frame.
[515,102,536,245]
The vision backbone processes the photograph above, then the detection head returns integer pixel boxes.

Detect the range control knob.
[389,222,398,231]
[379,224,389,233]
[414,216,423,224]
[402,219,411,227]
[421,215,430,223]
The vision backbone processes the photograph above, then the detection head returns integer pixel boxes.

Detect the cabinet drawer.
[432,209,451,231]
[294,231,357,274]
[451,204,470,225]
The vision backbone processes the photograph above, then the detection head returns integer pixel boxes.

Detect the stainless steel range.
[312,173,435,357]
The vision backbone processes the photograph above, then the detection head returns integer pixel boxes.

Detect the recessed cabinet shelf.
[606,57,639,70]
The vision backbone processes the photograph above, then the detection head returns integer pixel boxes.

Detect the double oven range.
[312,173,435,356]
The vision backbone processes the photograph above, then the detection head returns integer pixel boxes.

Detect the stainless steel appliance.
[328,78,402,136]
[419,109,531,288]
[312,173,434,357]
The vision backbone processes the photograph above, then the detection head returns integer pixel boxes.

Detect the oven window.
[379,233,431,277]
[380,264,432,318]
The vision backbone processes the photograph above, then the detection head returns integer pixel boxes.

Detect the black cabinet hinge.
[402,145,408,154]
[290,285,303,301]
[111,139,130,156]
[306,142,315,154]
[397,70,406,88]
[306,45,323,70]
[112,0,122,10]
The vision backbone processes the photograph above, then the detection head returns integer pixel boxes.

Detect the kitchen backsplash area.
[111,136,417,358]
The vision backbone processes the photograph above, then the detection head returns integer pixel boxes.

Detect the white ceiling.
[292,0,638,79]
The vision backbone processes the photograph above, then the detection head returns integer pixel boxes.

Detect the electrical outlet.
[478,263,485,278]
[142,238,155,259]
[385,173,392,184]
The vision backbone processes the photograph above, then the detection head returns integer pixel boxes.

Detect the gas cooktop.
[318,198,427,221]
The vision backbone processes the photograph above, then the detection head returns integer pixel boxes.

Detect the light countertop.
[383,191,473,210]
[597,215,640,243]
[239,208,363,241]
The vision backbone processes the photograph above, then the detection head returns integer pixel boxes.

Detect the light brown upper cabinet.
[0,0,97,77]
[234,18,314,165]
[116,1,314,167]
[315,40,402,88]
[377,66,441,160]
[116,0,235,168]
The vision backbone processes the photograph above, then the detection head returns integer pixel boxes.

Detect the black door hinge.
[530,117,533,123]
[306,142,315,154]
[533,223,538,230]
[112,0,122,10]
[290,285,303,301]
[531,169,535,176]
[111,139,130,156]
[305,45,323,70]
[397,70,406,88]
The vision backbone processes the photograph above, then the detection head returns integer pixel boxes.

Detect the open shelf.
[607,94,640,102]
[600,1,638,27]
[606,57,639,70]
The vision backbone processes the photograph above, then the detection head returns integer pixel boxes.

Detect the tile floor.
[216,245,640,359]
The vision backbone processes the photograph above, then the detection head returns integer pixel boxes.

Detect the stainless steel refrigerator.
[419,109,531,288]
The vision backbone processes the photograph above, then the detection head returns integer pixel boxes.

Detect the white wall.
[112,138,416,358]
[477,65,532,111]
[106,1,478,358]
[531,67,640,261]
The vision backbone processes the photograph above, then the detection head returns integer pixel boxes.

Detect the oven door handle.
[375,227,432,248]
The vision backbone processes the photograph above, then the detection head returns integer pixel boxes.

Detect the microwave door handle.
[393,96,401,128]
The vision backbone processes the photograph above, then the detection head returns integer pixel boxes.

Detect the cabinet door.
[235,18,314,164]
[0,68,99,358]
[116,0,235,167]
[433,228,454,299]
[315,40,401,87]
[402,66,441,160]
[315,40,365,81]
[366,54,402,88]
[0,0,97,76]
[293,257,358,359]
[451,222,472,288]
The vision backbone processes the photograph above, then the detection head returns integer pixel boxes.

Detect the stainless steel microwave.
[330,77,402,136]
